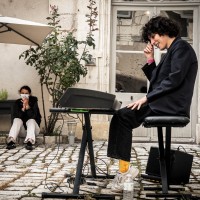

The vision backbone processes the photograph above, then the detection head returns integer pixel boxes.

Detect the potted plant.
[19,0,98,136]
[0,89,8,101]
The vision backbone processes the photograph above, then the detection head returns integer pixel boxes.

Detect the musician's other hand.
[126,96,147,110]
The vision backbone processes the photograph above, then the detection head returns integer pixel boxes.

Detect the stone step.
[0,134,76,145]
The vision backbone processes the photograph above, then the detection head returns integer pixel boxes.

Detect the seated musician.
[107,16,198,192]
[6,85,41,150]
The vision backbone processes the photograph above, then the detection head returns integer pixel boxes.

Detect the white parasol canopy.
[0,16,53,46]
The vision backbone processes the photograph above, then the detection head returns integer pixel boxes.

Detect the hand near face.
[144,43,154,59]
[20,88,31,111]
[21,97,29,111]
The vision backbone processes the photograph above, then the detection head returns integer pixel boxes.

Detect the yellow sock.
[119,160,130,173]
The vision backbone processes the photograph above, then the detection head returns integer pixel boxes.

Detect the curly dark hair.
[141,16,180,43]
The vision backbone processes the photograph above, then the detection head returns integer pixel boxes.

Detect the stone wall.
[0,0,112,140]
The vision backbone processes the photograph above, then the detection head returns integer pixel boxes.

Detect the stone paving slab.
[0,142,199,199]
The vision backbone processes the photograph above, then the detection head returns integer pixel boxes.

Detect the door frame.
[110,2,199,142]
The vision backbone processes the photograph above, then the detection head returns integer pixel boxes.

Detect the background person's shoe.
[25,141,33,150]
[6,141,16,150]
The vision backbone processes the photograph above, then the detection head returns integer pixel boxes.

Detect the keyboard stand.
[42,110,115,199]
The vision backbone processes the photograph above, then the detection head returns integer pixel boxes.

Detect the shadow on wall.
[116,73,147,93]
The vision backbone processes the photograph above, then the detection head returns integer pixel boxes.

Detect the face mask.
[20,94,29,99]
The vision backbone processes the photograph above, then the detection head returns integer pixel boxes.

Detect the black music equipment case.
[145,146,193,185]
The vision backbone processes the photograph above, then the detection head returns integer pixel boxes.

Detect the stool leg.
[157,127,168,194]
[157,127,164,159]
[165,126,171,187]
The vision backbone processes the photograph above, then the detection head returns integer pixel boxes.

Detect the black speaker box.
[146,147,193,184]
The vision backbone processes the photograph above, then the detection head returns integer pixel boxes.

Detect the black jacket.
[142,37,198,117]
[13,96,41,129]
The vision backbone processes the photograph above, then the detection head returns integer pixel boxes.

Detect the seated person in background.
[6,85,41,150]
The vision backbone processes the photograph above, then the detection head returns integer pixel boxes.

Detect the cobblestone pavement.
[0,141,199,200]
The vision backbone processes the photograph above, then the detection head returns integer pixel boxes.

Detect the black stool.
[142,116,192,198]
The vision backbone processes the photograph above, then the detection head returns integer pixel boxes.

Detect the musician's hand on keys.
[126,96,147,110]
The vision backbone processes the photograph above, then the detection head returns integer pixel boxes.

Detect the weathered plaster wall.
[0,0,112,140]
[0,0,51,131]
[0,0,199,144]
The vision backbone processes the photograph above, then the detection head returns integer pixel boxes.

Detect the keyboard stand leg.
[42,113,90,197]
[73,113,90,194]
[42,112,115,199]
[84,113,96,178]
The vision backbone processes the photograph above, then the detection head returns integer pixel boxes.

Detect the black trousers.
[107,104,155,161]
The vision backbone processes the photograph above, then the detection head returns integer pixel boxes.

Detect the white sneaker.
[110,166,139,192]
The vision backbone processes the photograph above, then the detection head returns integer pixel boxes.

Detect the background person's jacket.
[142,37,198,118]
[13,96,41,129]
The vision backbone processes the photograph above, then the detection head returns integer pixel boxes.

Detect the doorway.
[110,3,198,142]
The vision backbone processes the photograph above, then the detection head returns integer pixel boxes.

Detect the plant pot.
[44,135,62,144]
